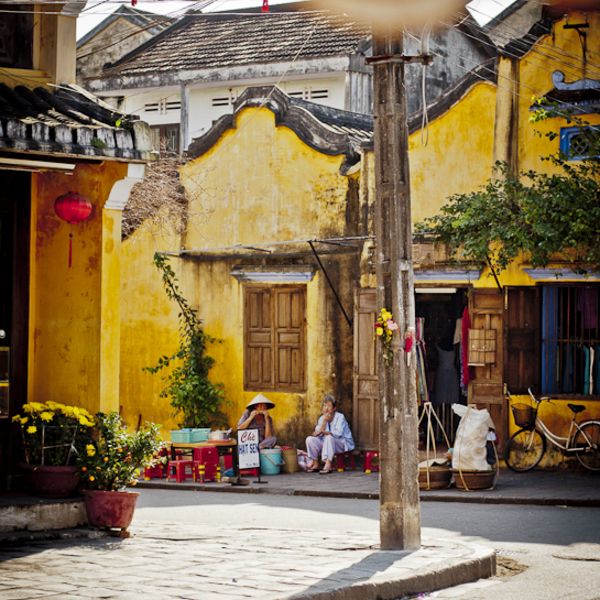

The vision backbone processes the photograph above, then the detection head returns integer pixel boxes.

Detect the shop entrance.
[0,172,30,488]
[415,288,468,445]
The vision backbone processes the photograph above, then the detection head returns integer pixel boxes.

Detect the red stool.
[166,458,194,483]
[364,450,379,473]
[193,446,218,482]
[143,464,165,480]
[335,452,357,472]
[239,468,259,476]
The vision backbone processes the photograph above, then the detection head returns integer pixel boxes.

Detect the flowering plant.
[12,402,95,466]
[77,412,164,492]
[374,308,398,366]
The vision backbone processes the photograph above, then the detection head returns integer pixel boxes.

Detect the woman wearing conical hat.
[237,393,277,449]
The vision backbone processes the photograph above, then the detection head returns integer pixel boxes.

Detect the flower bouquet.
[12,401,95,497]
[374,308,398,366]
[12,401,95,466]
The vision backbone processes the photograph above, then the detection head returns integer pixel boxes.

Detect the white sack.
[451,404,495,471]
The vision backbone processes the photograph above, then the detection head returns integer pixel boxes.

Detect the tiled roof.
[107,11,371,77]
[0,83,152,160]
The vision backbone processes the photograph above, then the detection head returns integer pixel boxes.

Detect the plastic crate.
[190,428,211,443]
[171,429,193,443]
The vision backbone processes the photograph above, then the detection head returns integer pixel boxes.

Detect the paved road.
[134,489,600,599]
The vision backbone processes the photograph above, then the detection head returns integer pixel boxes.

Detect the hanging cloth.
[582,346,591,395]
[460,306,474,387]
[577,288,598,330]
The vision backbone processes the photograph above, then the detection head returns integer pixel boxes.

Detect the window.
[541,286,600,395]
[244,286,306,392]
[144,99,181,115]
[559,127,598,161]
[287,87,329,101]
[0,7,33,68]
[211,90,238,108]
[150,124,179,154]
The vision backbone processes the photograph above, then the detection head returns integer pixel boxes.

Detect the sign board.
[237,428,260,469]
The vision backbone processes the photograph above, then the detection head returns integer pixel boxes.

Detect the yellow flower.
[11,415,21,423]
[40,411,54,422]
[23,402,45,414]
[20,416,29,425]
[376,327,384,336]
[86,444,96,457]
[46,401,60,410]
[79,417,93,427]
[26,425,37,434]
[129,479,138,487]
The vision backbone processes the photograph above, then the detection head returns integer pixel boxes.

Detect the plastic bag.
[451,404,495,471]
[297,449,310,472]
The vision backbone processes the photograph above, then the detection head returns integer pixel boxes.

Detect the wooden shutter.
[352,288,379,449]
[244,286,306,392]
[244,287,273,389]
[274,287,305,391]
[469,288,507,447]
[505,287,539,394]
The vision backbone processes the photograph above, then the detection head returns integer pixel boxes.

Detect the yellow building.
[0,2,152,489]
[122,7,599,467]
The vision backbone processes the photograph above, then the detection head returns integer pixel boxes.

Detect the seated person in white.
[305,394,355,474]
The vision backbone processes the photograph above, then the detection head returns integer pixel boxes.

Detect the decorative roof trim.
[230,266,316,283]
[524,268,600,282]
[187,86,363,167]
[414,270,482,283]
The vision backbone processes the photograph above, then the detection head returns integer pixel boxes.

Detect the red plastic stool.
[166,458,194,483]
[239,468,259,476]
[143,464,165,480]
[363,450,379,473]
[335,452,357,472]
[192,446,218,482]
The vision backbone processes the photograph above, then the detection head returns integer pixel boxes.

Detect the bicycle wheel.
[504,428,546,472]
[574,421,600,471]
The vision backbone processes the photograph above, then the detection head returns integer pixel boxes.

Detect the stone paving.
[0,522,494,600]
[139,468,600,507]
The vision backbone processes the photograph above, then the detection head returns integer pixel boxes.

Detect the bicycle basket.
[511,403,536,428]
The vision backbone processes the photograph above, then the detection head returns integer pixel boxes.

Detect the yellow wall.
[508,395,600,468]
[121,107,358,442]
[29,162,128,416]
[409,82,497,223]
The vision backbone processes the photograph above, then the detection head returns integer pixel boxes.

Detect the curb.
[134,480,600,507]
[291,544,496,600]
[0,527,107,547]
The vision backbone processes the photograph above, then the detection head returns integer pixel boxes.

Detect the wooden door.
[352,288,379,449]
[505,287,540,395]
[468,288,507,447]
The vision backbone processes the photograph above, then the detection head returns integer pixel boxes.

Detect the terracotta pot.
[20,463,80,498]
[83,489,139,530]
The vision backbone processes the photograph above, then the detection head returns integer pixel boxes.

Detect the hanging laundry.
[460,306,474,388]
[583,346,591,396]
[577,288,598,329]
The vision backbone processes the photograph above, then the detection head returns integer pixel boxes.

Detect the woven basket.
[418,466,452,490]
[452,469,496,491]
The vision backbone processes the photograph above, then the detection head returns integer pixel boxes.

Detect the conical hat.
[246,393,275,410]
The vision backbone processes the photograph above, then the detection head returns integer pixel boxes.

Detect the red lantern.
[54,192,93,268]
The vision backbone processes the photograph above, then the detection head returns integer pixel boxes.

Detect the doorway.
[415,289,468,445]
[0,172,30,488]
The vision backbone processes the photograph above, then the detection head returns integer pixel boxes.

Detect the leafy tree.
[417,106,599,275]
[144,253,227,428]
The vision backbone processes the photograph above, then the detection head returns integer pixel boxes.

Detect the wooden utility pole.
[370,29,422,551]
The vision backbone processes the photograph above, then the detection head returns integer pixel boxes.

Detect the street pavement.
[1,468,597,599]
[137,467,600,507]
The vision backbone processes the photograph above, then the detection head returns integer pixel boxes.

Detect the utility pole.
[369,29,426,551]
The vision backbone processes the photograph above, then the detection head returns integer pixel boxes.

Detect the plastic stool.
[193,446,218,482]
[363,450,380,474]
[143,464,165,480]
[335,452,357,472]
[166,458,194,483]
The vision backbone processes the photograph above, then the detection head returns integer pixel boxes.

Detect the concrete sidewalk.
[137,468,600,507]
[0,521,495,600]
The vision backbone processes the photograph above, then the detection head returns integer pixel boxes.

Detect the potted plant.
[77,412,164,533]
[12,401,95,498]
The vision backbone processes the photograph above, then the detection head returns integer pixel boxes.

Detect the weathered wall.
[77,17,160,84]
[29,162,128,416]
[120,107,360,442]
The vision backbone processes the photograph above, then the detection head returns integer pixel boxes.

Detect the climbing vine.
[144,253,227,428]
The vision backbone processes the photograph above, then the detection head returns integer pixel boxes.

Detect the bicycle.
[504,388,600,472]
